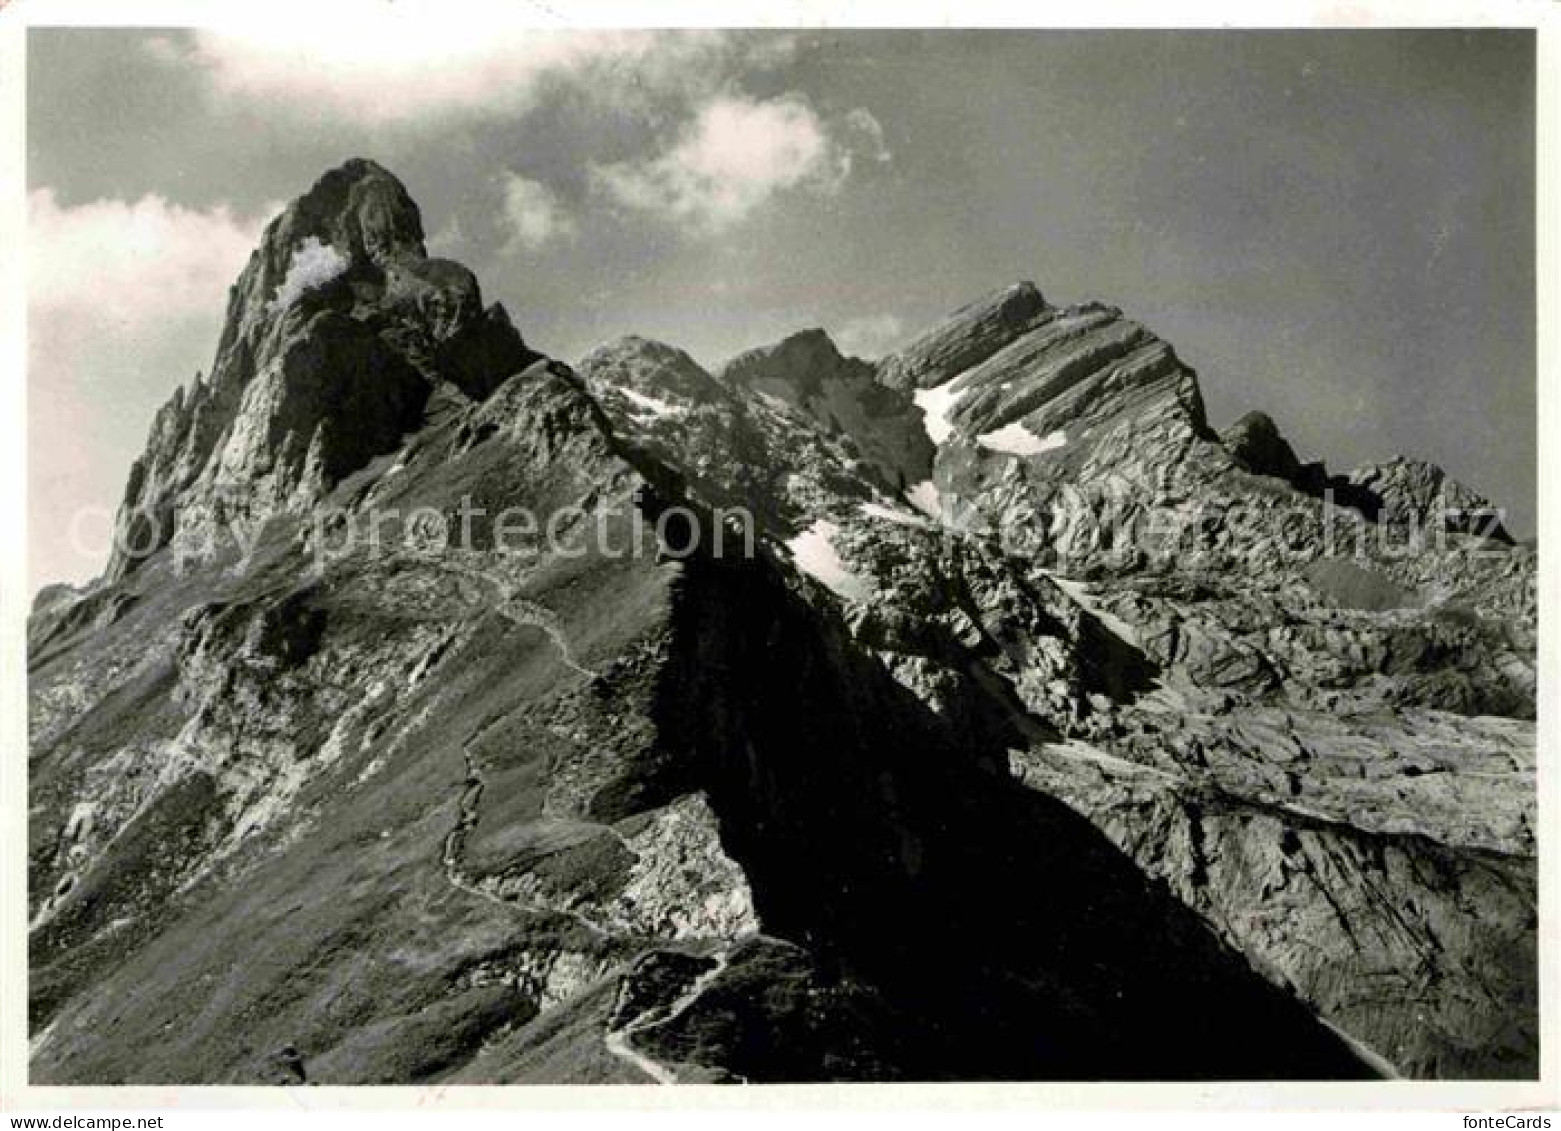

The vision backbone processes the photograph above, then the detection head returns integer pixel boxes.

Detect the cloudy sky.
[27,24,1534,585]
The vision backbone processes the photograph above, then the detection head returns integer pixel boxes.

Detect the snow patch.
[755,389,797,411]
[619,387,683,418]
[976,422,1067,456]
[913,378,967,444]
[860,501,932,528]
[906,479,943,520]
[785,520,873,601]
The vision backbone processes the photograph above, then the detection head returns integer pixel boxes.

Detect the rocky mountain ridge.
[29,160,1536,1084]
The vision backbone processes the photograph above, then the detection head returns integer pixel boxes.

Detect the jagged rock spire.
[106,159,539,580]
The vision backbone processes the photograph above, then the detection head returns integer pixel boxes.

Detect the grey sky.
[27,28,1535,586]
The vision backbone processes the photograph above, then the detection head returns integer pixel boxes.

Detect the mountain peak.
[1348,455,1512,542]
[877,280,1048,391]
[713,326,933,488]
[579,335,728,406]
[276,157,428,268]
[719,327,846,391]
[105,159,538,580]
[1222,410,1306,483]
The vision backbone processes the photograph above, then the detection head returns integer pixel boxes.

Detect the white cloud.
[269,236,351,312]
[144,21,890,239]
[498,174,577,254]
[153,16,728,125]
[29,189,266,339]
[426,215,466,256]
[834,314,905,359]
[593,94,884,233]
[28,189,270,585]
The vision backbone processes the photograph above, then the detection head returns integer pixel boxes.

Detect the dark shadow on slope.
[1075,610,1160,704]
[652,547,1376,1082]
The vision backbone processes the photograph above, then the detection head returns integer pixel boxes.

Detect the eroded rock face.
[877,281,1048,392]
[1222,410,1306,483]
[1348,455,1513,542]
[107,159,539,581]
[719,328,933,488]
[30,165,1535,1085]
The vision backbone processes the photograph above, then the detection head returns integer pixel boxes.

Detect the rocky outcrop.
[106,159,539,581]
[719,328,933,489]
[1347,455,1513,543]
[577,335,905,534]
[29,165,1536,1085]
[885,295,1223,573]
[1222,410,1308,484]
[1218,416,1511,544]
[876,281,1048,391]
[31,583,81,616]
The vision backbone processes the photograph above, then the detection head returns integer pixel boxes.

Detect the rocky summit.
[28,160,1536,1085]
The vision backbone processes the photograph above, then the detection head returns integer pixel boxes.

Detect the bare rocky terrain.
[28,160,1536,1084]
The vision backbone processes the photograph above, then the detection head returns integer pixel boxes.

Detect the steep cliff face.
[1221,411,1308,484]
[1347,455,1513,542]
[718,328,934,489]
[106,159,538,581]
[29,161,1536,1084]
[876,280,1049,393]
